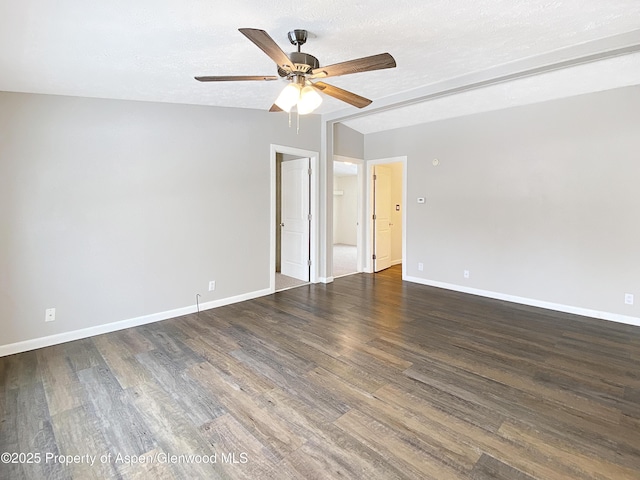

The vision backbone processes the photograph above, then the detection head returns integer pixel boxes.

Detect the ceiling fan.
[195,28,396,115]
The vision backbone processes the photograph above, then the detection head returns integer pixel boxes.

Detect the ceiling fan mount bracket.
[287,30,308,49]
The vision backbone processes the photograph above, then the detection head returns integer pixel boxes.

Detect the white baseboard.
[403,275,640,328]
[0,287,271,357]
[319,276,334,284]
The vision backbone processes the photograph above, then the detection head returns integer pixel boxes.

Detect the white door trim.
[270,144,320,293]
[365,156,407,278]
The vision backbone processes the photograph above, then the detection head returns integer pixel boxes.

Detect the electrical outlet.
[209,281,216,292]
[625,293,634,305]
[464,270,470,279]
[45,308,56,322]
[418,262,424,271]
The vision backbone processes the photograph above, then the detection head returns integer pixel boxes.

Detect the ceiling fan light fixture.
[274,83,301,112]
[297,85,322,115]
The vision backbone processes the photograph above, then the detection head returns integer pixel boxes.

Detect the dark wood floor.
[2,266,640,479]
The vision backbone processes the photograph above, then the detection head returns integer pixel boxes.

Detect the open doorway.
[367,157,407,275]
[333,159,361,277]
[270,145,319,292]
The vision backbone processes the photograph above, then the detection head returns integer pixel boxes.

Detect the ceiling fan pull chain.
[296,110,300,135]
[288,111,292,128]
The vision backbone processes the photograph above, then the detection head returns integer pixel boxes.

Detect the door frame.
[365,156,407,277]
[270,144,320,293]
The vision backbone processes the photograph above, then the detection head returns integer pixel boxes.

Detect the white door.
[281,158,310,281]
[373,165,392,272]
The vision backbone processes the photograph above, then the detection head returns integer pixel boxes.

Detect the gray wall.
[0,92,320,347]
[365,85,640,319]
[334,123,364,159]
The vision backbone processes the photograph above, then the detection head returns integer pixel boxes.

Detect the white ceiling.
[1,1,639,133]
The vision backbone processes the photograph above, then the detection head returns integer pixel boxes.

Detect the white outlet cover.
[418,262,424,271]
[45,308,56,322]
[209,281,216,291]
[625,293,634,305]
[464,270,470,278]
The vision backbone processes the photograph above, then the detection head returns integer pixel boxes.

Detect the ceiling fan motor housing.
[278,52,320,76]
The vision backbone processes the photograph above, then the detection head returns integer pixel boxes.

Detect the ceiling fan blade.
[311,53,396,79]
[239,28,293,70]
[195,75,278,82]
[313,82,372,108]
[269,104,283,112]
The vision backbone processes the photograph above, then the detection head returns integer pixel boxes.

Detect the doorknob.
[280,223,285,227]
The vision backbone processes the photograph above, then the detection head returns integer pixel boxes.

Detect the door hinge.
[307,259,312,266]
[372,254,377,260]
[307,213,312,221]
[373,174,377,180]
[308,168,312,176]
[372,214,377,220]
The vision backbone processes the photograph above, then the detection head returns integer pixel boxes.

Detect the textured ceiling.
[1,1,639,133]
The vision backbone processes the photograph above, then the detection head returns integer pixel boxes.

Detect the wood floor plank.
[334,408,468,479]
[63,338,108,373]
[77,366,156,456]
[93,334,154,389]
[135,349,226,427]
[229,348,351,421]
[128,381,227,479]
[172,314,240,353]
[256,385,413,480]
[199,413,277,480]
[15,380,67,480]
[137,323,204,368]
[470,453,537,480]
[498,420,640,480]
[187,361,305,458]
[36,345,86,415]
[2,350,39,389]
[403,341,623,423]
[51,406,119,480]
[182,336,276,397]
[0,388,23,479]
